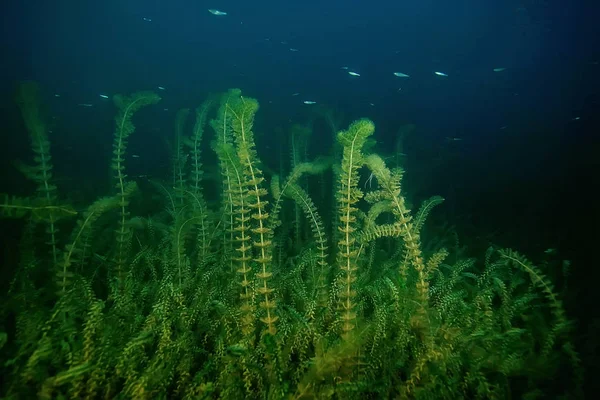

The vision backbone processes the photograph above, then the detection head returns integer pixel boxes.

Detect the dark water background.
[1,0,599,393]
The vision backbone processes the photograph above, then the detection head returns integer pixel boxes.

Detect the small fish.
[303,100,316,105]
[78,103,93,107]
[348,71,360,77]
[572,117,580,121]
[157,86,165,90]
[289,48,299,52]
[340,66,349,70]
[369,103,375,106]
[132,154,140,158]
[208,9,227,16]
[434,71,448,77]
[99,94,109,99]
[393,72,410,78]
[291,92,300,96]
[142,17,152,22]
[445,137,462,142]
[493,67,506,72]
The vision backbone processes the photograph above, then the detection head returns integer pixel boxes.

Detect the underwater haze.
[0,0,598,398]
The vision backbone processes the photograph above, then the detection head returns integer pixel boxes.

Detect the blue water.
[5,1,597,126]
[1,1,599,396]
[2,0,598,238]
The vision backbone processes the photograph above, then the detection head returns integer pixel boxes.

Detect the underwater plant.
[0,82,582,399]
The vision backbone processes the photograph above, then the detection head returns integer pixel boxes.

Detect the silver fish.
[208,9,227,16]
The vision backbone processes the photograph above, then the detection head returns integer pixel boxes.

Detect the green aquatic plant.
[0,84,582,399]
[12,82,75,270]
[111,91,161,291]
[334,118,374,337]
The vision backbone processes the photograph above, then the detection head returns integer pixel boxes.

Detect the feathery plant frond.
[284,183,330,314]
[364,153,429,307]
[0,194,76,220]
[111,91,161,291]
[414,195,444,234]
[188,99,214,198]
[15,81,64,269]
[228,94,278,336]
[56,192,123,297]
[271,157,331,233]
[336,118,374,336]
[173,108,190,206]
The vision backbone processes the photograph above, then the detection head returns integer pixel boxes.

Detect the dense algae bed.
[0,82,582,399]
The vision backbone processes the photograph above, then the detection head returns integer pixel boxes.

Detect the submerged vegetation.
[0,82,582,399]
